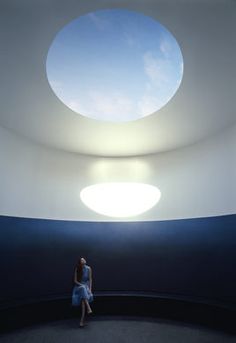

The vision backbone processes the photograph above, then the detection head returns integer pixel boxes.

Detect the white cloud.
[123,31,137,48]
[88,90,135,121]
[50,80,63,92]
[139,50,182,116]
[67,91,161,120]
[63,90,137,121]
[137,94,163,117]
[67,99,91,117]
[160,39,171,56]
[87,13,109,31]
[67,100,81,113]
[143,51,171,87]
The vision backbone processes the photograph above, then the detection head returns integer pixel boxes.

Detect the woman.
[72,257,94,327]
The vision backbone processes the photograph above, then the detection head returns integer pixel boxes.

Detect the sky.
[46,9,184,122]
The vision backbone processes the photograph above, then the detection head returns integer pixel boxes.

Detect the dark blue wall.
[0,214,236,309]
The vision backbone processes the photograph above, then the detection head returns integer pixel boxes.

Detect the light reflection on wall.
[81,158,160,218]
[87,158,153,184]
[80,182,161,217]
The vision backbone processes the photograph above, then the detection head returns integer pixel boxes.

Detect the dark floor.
[0,315,235,343]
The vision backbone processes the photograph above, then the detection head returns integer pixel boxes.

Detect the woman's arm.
[74,268,82,286]
[89,267,92,292]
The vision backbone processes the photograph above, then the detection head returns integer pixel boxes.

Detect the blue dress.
[72,265,94,307]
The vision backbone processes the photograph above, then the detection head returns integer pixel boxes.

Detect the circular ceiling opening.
[46,9,184,122]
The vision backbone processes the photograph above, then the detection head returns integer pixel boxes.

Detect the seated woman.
[72,257,93,327]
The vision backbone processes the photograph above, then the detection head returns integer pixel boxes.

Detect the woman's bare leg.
[80,300,86,326]
[84,299,92,313]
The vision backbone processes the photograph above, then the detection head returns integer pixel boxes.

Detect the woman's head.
[80,257,86,265]
[76,256,86,268]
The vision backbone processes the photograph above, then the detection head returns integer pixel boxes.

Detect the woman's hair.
[75,257,84,282]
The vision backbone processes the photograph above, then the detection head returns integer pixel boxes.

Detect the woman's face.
[81,257,86,265]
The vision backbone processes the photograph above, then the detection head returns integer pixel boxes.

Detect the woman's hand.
[75,281,83,286]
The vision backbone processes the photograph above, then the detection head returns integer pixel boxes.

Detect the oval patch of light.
[46,9,184,122]
[80,183,161,217]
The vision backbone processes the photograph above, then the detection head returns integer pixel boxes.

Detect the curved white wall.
[0,124,235,221]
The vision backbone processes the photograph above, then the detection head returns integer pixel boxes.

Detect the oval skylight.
[80,182,161,217]
[46,9,184,122]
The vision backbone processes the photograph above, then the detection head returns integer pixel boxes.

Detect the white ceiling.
[0,0,235,157]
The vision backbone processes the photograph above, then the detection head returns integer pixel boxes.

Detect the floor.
[0,315,235,343]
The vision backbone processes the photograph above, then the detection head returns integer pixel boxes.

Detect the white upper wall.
[0,124,235,221]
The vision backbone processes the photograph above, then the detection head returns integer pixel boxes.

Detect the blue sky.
[46,9,184,122]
